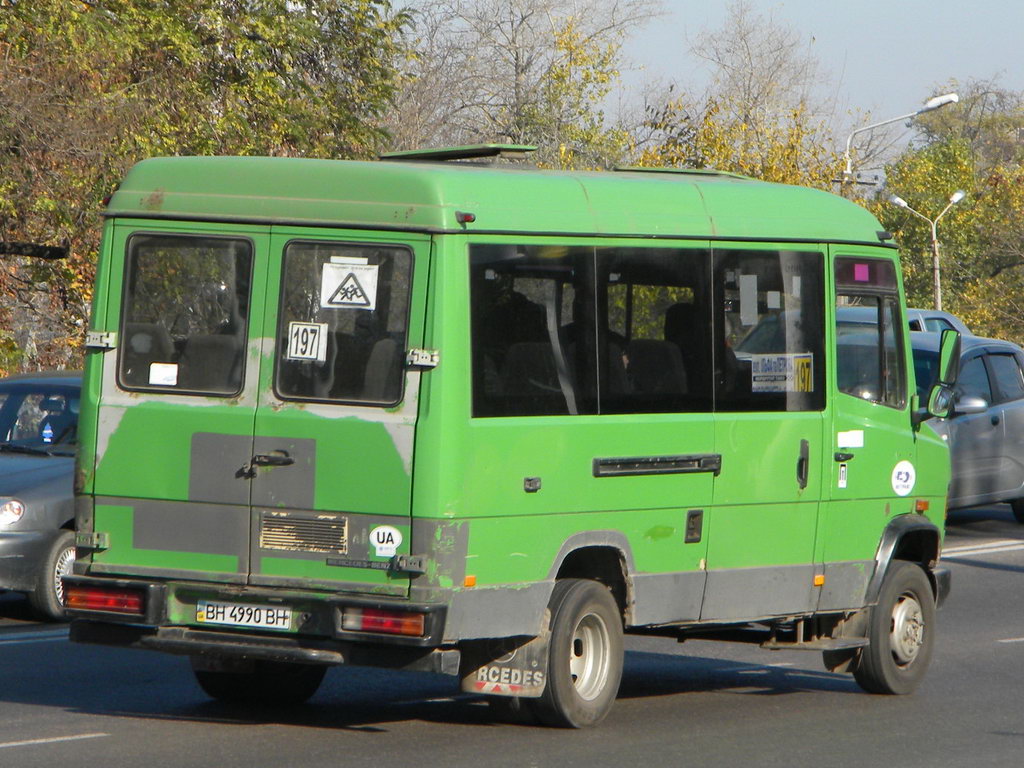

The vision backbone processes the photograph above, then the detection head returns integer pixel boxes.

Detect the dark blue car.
[0,370,80,620]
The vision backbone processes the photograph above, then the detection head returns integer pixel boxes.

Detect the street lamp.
[840,93,959,185]
[889,190,967,311]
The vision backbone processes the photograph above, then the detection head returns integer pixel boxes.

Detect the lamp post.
[889,190,966,311]
[840,93,959,186]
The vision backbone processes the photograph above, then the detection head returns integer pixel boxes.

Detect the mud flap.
[458,620,551,699]
[822,609,869,673]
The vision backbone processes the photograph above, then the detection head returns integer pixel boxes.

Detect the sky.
[622,0,1024,129]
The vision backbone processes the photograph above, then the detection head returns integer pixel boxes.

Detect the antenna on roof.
[379,144,537,163]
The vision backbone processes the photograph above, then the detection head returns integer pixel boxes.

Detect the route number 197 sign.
[287,322,328,362]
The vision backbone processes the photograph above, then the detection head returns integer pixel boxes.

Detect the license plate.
[196,600,292,631]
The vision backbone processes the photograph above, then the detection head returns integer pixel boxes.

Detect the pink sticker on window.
[853,263,870,282]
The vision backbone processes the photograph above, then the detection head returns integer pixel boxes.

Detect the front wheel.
[531,579,624,728]
[27,530,75,621]
[853,561,935,695]
[191,658,326,706]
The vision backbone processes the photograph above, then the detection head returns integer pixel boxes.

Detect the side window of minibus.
[598,247,713,414]
[834,258,907,409]
[714,250,826,412]
[469,244,592,417]
[119,234,252,395]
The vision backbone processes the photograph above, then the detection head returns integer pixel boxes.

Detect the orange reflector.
[65,585,144,614]
[342,607,425,637]
[464,575,477,587]
[915,499,930,513]
[813,575,826,587]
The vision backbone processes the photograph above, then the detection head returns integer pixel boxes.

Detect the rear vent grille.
[260,513,348,555]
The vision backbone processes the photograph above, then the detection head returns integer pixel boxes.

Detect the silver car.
[0,371,80,619]
[911,334,1024,521]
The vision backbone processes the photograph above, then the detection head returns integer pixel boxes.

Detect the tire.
[853,561,935,695]
[191,658,326,706]
[530,579,624,728]
[27,530,75,622]
[1010,499,1024,524]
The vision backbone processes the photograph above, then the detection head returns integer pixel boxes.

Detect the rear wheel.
[853,561,935,695]
[27,530,75,622]
[531,579,623,728]
[191,658,326,706]
[1010,499,1024,523]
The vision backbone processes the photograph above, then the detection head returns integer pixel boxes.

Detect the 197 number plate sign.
[196,601,292,631]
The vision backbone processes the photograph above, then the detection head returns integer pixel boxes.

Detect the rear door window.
[274,241,413,406]
[119,234,253,395]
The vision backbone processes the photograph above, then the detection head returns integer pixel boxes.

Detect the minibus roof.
[105,156,890,246]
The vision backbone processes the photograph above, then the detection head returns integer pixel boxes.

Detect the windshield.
[0,380,80,454]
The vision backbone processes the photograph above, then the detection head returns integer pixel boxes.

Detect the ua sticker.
[891,460,916,497]
[369,525,402,557]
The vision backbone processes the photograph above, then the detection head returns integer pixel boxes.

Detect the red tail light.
[342,607,425,636]
[65,585,144,614]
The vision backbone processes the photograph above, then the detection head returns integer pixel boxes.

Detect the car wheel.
[1010,499,1024,524]
[530,579,624,728]
[191,658,326,706]
[852,561,935,695]
[27,530,75,622]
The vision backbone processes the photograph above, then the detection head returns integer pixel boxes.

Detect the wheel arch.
[866,514,943,606]
[547,532,634,624]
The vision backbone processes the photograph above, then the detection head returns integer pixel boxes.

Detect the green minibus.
[66,146,959,727]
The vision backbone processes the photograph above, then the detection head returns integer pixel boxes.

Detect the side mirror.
[937,329,961,387]
[923,330,962,421]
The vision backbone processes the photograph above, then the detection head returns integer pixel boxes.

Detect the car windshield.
[0,380,79,456]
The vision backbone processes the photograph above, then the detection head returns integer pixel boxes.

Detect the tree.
[0,0,409,372]
[877,79,1024,342]
[636,1,843,187]
[386,0,658,168]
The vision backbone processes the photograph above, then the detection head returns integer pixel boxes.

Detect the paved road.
[1,506,1023,767]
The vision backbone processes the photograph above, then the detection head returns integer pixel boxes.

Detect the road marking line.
[943,540,1024,558]
[0,733,109,750]
[0,629,69,645]
[944,539,1024,554]
[997,637,1024,644]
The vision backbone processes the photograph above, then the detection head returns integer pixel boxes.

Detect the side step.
[761,636,868,652]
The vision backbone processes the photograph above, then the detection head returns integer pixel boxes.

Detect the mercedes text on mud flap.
[68,145,958,728]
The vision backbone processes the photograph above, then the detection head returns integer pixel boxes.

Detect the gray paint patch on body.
[251,435,316,510]
[412,517,469,589]
[444,581,553,642]
[631,570,706,625]
[700,564,818,621]
[817,560,873,612]
[132,499,249,567]
[189,432,253,506]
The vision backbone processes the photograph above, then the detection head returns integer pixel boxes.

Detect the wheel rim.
[53,545,76,606]
[890,591,925,666]
[568,612,611,701]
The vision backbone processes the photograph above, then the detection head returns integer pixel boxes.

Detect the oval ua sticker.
[891,460,916,497]
[369,525,402,557]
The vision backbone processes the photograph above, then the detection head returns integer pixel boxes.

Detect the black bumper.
[64,574,453,672]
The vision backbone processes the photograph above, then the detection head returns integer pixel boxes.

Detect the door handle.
[834,451,855,462]
[797,439,809,490]
[238,451,294,478]
[991,414,1001,426]
[252,451,295,467]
